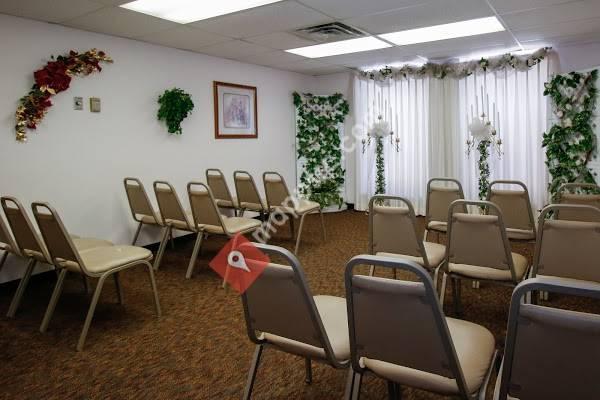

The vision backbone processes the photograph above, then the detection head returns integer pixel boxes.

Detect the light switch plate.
[89,97,101,113]
[73,96,83,111]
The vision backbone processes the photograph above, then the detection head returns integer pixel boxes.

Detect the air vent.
[294,22,366,43]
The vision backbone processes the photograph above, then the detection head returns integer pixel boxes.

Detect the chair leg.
[451,278,463,316]
[40,268,68,332]
[304,358,312,384]
[186,232,204,279]
[81,275,90,294]
[350,371,363,400]
[77,274,108,351]
[169,227,175,249]
[113,272,124,304]
[294,214,307,254]
[153,226,170,270]
[239,208,246,217]
[144,261,162,317]
[369,265,375,276]
[0,251,9,272]
[319,209,326,241]
[439,272,448,305]
[131,221,143,245]
[242,344,264,400]
[387,381,401,400]
[423,229,428,242]
[7,259,37,318]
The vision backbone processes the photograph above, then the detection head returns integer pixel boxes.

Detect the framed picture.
[213,81,258,139]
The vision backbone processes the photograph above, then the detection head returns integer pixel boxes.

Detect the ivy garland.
[542,69,598,198]
[362,47,551,81]
[477,140,491,200]
[375,137,386,196]
[293,92,349,208]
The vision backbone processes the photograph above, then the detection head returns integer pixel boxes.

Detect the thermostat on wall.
[89,97,101,113]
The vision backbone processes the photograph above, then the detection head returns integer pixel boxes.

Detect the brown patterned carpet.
[0,210,598,400]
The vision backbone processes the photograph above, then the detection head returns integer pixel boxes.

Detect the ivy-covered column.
[375,137,386,195]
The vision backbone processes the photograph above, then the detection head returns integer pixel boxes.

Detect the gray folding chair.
[440,200,529,315]
[345,255,497,400]
[495,277,600,400]
[556,182,600,222]
[32,202,161,351]
[185,182,261,279]
[424,178,466,242]
[263,171,325,254]
[241,243,349,399]
[152,181,195,270]
[234,170,268,220]
[368,195,445,284]
[487,180,536,241]
[1,196,112,318]
[123,177,164,245]
[206,168,239,215]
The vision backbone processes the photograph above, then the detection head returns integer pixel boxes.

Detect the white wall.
[0,14,314,282]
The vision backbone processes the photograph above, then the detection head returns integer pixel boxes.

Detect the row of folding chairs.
[423,178,600,243]
[0,197,161,351]
[240,244,600,399]
[123,171,325,275]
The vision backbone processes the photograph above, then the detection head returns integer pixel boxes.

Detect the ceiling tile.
[92,0,130,5]
[189,1,331,39]
[296,0,427,20]
[521,32,600,46]
[138,26,231,52]
[513,16,600,42]
[319,47,416,68]
[63,6,177,38]
[489,0,575,14]
[245,31,317,50]
[344,0,494,34]
[501,0,600,30]
[0,0,104,23]
[412,31,519,57]
[237,50,306,67]
[196,40,273,60]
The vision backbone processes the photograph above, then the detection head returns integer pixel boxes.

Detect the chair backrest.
[30,202,88,275]
[153,181,193,230]
[0,196,49,262]
[345,255,470,396]
[487,180,535,232]
[0,212,19,256]
[498,277,600,400]
[263,171,291,209]
[368,195,428,265]
[241,243,344,367]
[532,204,600,282]
[123,177,159,223]
[187,182,226,232]
[233,171,263,208]
[205,169,234,203]
[446,200,516,281]
[425,178,465,225]
[556,183,600,222]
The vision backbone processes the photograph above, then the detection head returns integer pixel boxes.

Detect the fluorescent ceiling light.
[286,37,391,58]
[121,0,284,24]
[379,16,505,46]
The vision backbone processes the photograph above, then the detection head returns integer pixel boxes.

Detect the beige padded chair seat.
[61,245,152,274]
[199,217,261,235]
[72,237,114,252]
[216,197,239,208]
[140,214,162,225]
[377,242,446,269]
[449,253,528,281]
[164,212,194,230]
[506,228,535,240]
[362,317,495,396]
[427,221,447,232]
[275,199,320,215]
[262,295,349,362]
[240,200,267,212]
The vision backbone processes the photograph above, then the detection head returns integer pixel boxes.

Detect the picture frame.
[213,81,258,139]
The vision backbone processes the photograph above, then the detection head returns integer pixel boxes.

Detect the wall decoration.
[361,47,551,81]
[157,88,194,135]
[543,69,598,198]
[362,115,400,197]
[214,81,257,139]
[15,49,112,142]
[293,92,349,208]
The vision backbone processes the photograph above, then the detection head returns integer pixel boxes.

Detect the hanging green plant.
[157,88,194,135]
[542,69,598,199]
[293,92,349,208]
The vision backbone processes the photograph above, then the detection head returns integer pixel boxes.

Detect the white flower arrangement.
[368,115,392,138]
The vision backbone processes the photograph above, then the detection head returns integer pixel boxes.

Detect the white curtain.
[352,58,549,213]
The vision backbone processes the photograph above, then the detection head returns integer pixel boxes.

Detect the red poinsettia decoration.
[15,49,112,142]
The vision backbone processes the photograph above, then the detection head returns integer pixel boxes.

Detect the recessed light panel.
[286,37,391,58]
[121,0,284,24]
[379,16,505,46]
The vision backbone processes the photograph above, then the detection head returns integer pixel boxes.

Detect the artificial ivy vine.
[477,140,491,200]
[157,88,194,135]
[542,69,598,198]
[375,137,386,196]
[293,92,349,208]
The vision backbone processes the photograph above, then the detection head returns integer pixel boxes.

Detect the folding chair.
[234,171,268,220]
[424,178,466,242]
[123,177,164,245]
[556,182,600,222]
[206,168,239,216]
[487,180,536,241]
